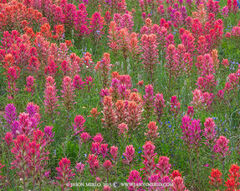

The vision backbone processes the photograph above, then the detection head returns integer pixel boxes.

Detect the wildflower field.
[0,0,240,190]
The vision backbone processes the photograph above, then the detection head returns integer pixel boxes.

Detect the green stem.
[124,57,128,74]
[188,149,194,184]
[222,159,225,182]
[196,148,201,187]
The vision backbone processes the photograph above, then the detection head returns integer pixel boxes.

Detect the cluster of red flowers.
[209,164,240,190]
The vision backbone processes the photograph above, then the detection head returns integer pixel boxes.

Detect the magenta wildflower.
[45,76,56,87]
[87,154,99,176]
[165,44,177,82]
[85,76,94,91]
[55,158,75,190]
[110,146,118,161]
[141,34,159,82]
[126,100,142,131]
[143,84,154,119]
[232,0,238,13]
[156,156,171,178]
[100,144,108,158]
[203,118,216,146]
[45,56,58,76]
[60,60,70,75]
[26,102,39,118]
[118,123,128,136]
[108,21,119,52]
[75,162,85,174]
[74,3,89,37]
[196,74,217,93]
[91,142,100,155]
[172,176,186,191]
[102,96,117,129]
[148,174,160,190]
[95,53,112,88]
[25,76,35,95]
[127,170,143,191]
[61,76,75,111]
[17,112,32,136]
[191,88,214,110]
[100,88,110,102]
[93,133,104,143]
[160,175,172,188]
[103,185,112,191]
[73,115,85,135]
[122,145,135,165]
[103,160,113,182]
[4,103,17,129]
[90,12,105,40]
[11,131,50,189]
[80,132,91,143]
[44,126,55,143]
[103,160,113,171]
[11,134,30,181]
[96,176,101,182]
[73,74,85,90]
[180,115,202,150]
[170,96,181,116]
[7,66,19,99]
[213,136,230,159]
[114,12,134,31]
[154,93,166,121]
[187,106,194,117]
[141,141,157,178]
[4,132,13,147]
[145,121,159,141]
[44,85,59,116]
